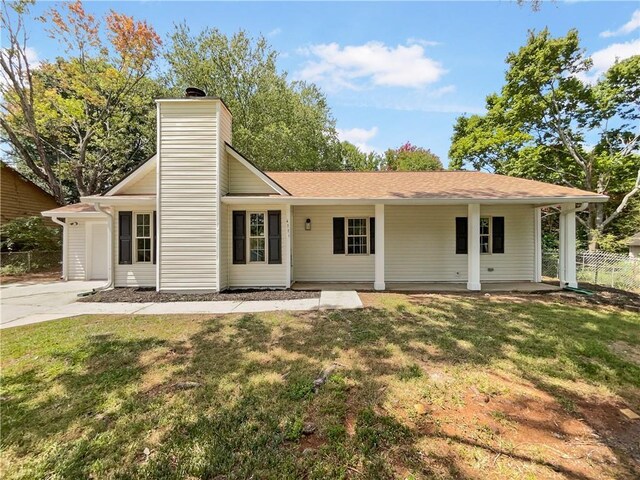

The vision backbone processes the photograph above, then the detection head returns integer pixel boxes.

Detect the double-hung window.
[347,218,368,255]
[249,212,266,262]
[480,217,491,254]
[135,213,152,263]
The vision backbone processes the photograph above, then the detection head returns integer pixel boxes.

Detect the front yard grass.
[1,293,639,479]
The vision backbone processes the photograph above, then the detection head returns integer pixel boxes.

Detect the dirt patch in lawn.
[0,269,61,285]
[406,374,639,479]
[359,283,640,311]
[548,282,640,311]
[79,287,319,303]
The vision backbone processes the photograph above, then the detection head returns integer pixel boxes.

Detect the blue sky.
[16,1,640,166]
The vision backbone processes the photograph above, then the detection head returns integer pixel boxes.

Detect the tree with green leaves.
[384,142,443,171]
[339,141,382,171]
[164,24,342,171]
[449,29,640,250]
[0,0,162,202]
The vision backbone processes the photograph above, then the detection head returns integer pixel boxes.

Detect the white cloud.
[0,46,40,88]
[296,41,446,90]
[406,38,441,47]
[267,28,282,37]
[337,126,379,153]
[600,9,640,38]
[579,38,640,84]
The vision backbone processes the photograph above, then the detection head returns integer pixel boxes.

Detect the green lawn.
[1,293,639,479]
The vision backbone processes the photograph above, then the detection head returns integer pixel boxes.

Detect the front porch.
[291,281,560,293]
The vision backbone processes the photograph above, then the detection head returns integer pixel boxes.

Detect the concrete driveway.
[0,280,104,329]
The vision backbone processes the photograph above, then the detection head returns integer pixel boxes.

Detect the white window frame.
[248,211,267,263]
[480,216,491,255]
[346,217,369,256]
[134,212,153,264]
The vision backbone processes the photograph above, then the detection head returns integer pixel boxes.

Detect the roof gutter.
[221,196,609,206]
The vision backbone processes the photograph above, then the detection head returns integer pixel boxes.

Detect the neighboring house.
[627,233,640,259]
[1,162,60,226]
[42,93,608,291]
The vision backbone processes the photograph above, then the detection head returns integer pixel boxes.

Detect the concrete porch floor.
[291,281,560,293]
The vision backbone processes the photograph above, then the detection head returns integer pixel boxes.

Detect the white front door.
[88,223,108,280]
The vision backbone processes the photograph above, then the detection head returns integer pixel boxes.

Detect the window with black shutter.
[268,210,281,264]
[492,217,505,254]
[333,217,345,254]
[370,217,376,254]
[455,217,468,254]
[118,211,132,264]
[232,211,246,264]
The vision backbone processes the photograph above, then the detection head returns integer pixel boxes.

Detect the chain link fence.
[542,250,640,292]
[0,250,62,275]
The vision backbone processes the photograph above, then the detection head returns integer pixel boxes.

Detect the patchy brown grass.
[1,294,639,479]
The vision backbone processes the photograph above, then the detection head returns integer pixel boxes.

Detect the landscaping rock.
[302,422,316,435]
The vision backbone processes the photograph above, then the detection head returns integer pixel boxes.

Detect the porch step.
[319,291,363,310]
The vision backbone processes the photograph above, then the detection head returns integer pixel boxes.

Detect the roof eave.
[221,195,609,206]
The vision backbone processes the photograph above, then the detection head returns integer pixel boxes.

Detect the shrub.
[0,216,61,252]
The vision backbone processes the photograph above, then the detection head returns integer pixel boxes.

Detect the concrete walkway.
[0,282,363,330]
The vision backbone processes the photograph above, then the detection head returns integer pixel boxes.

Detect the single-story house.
[1,161,60,227]
[42,93,608,292]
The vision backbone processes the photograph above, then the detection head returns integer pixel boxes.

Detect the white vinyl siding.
[120,169,156,195]
[228,204,288,288]
[479,205,534,281]
[385,205,534,282]
[158,100,218,291]
[292,204,535,284]
[229,157,277,194]
[219,105,232,196]
[67,219,87,280]
[386,205,470,282]
[218,106,232,289]
[293,206,375,282]
[219,202,230,289]
[113,207,156,288]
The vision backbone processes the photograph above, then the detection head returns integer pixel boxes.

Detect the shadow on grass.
[1,297,639,479]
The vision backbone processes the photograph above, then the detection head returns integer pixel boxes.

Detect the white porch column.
[285,204,292,288]
[467,203,481,291]
[560,203,577,288]
[533,207,542,282]
[374,203,385,290]
[558,208,566,285]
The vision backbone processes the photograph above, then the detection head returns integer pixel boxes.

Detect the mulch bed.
[79,287,319,303]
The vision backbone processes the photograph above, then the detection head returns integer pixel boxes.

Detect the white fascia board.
[222,195,609,206]
[104,155,157,196]
[81,195,156,206]
[224,144,289,196]
[41,210,105,218]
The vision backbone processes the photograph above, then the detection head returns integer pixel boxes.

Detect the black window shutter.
[492,217,505,254]
[455,217,468,254]
[153,210,157,264]
[370,217,376,254]
[233,211,246,264]
[333,217,345,254]
[119,211,132,265]
[268,210,282,264]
